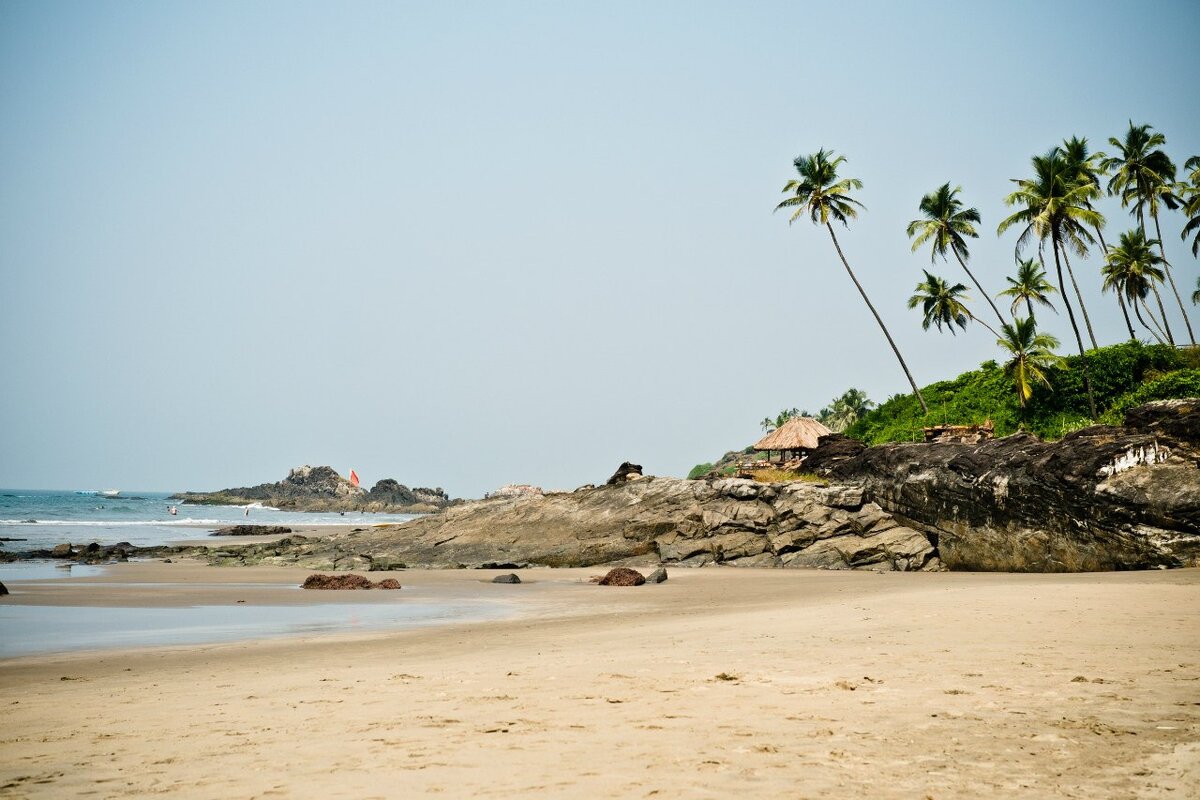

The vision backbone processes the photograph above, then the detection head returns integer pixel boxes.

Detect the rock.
[646,567,668,583]
[492,573,522,584]
[598,567,645,586]
[171,466,455,513]
[803,399,1200,571]
[301,573,401,590]
[606,462,644,485]
[211,525,293,537]
[51,543,73,558]
[0,580,7,596]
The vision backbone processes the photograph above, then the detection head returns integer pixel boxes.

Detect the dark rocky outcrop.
[646,567,668,584]
[171,465,454,513]
[0,580,8,596]
[492,573,522,584]
[599,567,645,586]
[803,399,1200,571]
[301,573,402,590]
[606,462,644,485]
[210,525,293,537]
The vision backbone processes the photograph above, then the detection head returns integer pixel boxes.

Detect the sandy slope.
[1,564,1198,798]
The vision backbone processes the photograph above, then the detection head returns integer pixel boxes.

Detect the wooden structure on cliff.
[752,416,833,462]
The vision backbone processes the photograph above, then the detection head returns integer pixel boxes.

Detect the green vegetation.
[686,463,715,480]
[846,342,1199,444]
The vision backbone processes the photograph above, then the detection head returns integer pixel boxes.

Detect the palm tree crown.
[1102,122,1178,227]
[1181,155,1200,258]
[996,317,1063,408]
[997,259,1056,320]
[1102,229,1170,343]
[908,271,970,335]
[776,149,864,226]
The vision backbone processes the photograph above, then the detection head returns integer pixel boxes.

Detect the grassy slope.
[846,342,1200,444]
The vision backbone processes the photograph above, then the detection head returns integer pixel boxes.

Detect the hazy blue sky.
[2,0,1198,497]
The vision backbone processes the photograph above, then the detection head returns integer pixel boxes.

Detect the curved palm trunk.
[825,223,929,414]
[952,249,1006,326]
[1059,248,1098,350]
[1050,230,1098,420]
[1150,282,1176,345]
[1152,211,1197,345]
[1134,296,1168,344]
[968,312,1000,339]
[1025,298,1035,323]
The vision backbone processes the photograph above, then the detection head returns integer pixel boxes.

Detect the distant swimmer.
[168,505,177,516]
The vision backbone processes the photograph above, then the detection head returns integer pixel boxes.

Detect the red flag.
[350,469,360,487]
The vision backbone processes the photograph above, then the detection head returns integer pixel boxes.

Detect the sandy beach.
[1,563,1198,799]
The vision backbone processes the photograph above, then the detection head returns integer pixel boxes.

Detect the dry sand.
[1,563,1198,799]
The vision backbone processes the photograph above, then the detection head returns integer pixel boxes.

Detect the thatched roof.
[753,417,833,451]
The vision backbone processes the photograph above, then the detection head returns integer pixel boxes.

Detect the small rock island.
[171,465,454,514]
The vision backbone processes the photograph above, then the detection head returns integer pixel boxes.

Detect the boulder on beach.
[0,580,8,596]
[492,573,521,584]
[598,567,645,586]
[51,543,73,558]
[646,567,668,584]
[301,573,402,590]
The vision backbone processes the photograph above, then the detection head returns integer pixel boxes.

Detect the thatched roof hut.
[753,417,833,455]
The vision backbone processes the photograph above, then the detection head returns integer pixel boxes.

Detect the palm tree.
[998,148,1101,419]
[1193,275,1199,305]
[1061,135,1134,338]
[1103,122,1194,344]
[1181,155,1200,258]
[1103,230,1172,343]
[996,317,1063,408]
[761,408,802,432]
[821,388,875,432]
[777,149,928,413]
[997,259,1057,322]
[908,271,998,337]
[906,183,1005,325]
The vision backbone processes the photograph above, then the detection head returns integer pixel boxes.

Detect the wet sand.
[1,563,1198,798]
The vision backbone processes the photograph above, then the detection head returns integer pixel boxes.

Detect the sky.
[2,0,1198,498]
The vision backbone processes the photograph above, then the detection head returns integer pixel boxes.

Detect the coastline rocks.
[171,466,454,513]
[606,462,644,485]
[0,580,7,596]
[646,568,668,584]
[492,573,522,584]
[300,573,402,590]
[804,399,1200,571]
[211,525,293,537]
[51,543,74,558]
[598,568,646,586]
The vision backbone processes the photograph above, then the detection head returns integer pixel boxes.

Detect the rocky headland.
[192,399,1197,573]
[171,465,454,513]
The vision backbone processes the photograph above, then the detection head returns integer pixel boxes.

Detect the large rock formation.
[211,476,940,572]
[804,399,1200,571]
[171,466,453,513]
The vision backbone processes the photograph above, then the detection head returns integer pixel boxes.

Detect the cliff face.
[172,466,453,513]
[804,399,1200,571]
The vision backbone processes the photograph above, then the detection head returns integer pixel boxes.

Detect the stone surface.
[210,525,293,537]
[804,399,1200,571]
[0,580,7,596]
[50,544,73,558]
[598,567,646,586]
[492,573,522,584]
[646,568,668,583]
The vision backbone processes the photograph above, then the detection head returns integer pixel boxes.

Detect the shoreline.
[1,564,1198,796]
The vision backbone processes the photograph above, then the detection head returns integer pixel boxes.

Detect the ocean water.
[0,489,418,553]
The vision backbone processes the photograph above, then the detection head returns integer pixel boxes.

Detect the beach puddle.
[0,561,108,581]
[0,597,513,658]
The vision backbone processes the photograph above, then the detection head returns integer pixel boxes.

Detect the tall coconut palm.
[1061,135,1134,338]
[998,148,1101,419]
[908,271,998,337]
[997,258,1057,322]
[996,317,1063,408]
[777,149,928,413]
[1102,230,1172,344]
[906,183,1005,325]
[1181,155,1200,258]
[1103,122,1194,344]
[1192,275,1199,305]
